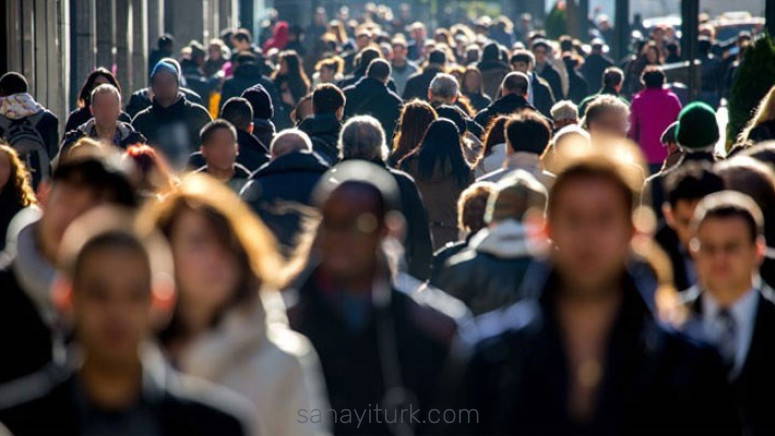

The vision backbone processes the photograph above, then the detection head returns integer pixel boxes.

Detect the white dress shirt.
[701,287,759,378]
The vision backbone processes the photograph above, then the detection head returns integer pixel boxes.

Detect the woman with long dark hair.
[0,143,37,251]
[389,100,437,167]
[400,119,474,248]
[65,68,131,131]
[273,51,311,127]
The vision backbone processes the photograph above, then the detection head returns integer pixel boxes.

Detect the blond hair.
[739,85,775,143]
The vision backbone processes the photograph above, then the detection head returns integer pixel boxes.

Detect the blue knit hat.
[150,60,180,84]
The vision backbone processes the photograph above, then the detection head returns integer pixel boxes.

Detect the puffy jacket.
[436,220,534,315]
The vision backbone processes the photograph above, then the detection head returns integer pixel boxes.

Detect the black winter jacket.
[449,269,741,435]
[298,113,342,165]
[240,151,330,255]
[131,96,212,166]
[344,78,403,142]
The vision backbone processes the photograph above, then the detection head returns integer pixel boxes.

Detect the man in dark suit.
[655,162,724,292]
[682,191,775,435]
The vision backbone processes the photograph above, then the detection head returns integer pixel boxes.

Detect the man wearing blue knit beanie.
[131,59,212,169]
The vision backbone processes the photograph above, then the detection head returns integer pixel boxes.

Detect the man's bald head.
[501,72,529,97]
[270,129,313,158]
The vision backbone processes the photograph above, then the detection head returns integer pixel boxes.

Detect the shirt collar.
[701,286,759,323]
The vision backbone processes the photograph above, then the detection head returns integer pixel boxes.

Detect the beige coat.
[180,291,330,436]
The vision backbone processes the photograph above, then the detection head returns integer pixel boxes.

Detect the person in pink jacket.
[628,66,682,174]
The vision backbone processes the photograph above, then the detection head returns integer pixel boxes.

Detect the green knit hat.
[676,102,719,150]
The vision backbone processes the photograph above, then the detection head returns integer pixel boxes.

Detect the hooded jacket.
[251,118,276,153]
[0,93,59,187]
[343,77,403,142]
[298,113,342,165]
[179,294,330,436]
[435,220,535,315]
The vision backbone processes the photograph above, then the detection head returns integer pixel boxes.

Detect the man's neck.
[393,58,407,68]
[80,354,143,410]
[94,123,117,140]
[155,95,178,108]
[208,165,235,181]
[706,280,755,308]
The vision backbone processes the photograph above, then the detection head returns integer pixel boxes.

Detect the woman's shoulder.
[265,324,318,363]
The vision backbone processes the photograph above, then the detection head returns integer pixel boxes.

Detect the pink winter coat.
[628,87,682,164]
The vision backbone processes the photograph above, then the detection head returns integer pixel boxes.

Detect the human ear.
[52,275,74,325]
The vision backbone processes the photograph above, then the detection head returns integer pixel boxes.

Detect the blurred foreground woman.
[138,173,329,436]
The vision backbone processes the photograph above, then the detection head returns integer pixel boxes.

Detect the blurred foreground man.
[0,209,251,436]
[286,161,463,436]
[0,153,138,384]
[455,143,740,435]
[682,191,775,435]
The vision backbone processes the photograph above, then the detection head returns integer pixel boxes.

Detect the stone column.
[166,0,204,49]
[72,0,97,93]
[131,0,149,91]
[95,0,115,68]
[147,0,164,49]
[220,0,237,32]
[115,0,132,93]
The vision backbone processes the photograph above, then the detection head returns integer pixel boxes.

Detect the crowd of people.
[1,3,775,435]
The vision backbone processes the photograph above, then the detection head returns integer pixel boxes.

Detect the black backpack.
[0,112,50,186]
